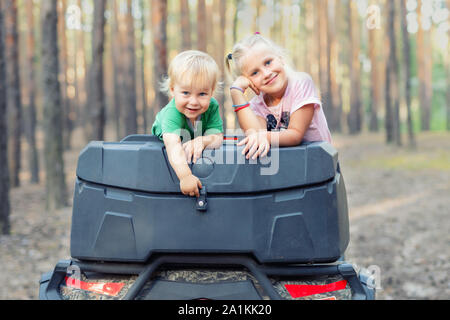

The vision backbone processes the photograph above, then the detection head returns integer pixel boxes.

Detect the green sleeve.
[151,101,186,139]
[203,98,224,135]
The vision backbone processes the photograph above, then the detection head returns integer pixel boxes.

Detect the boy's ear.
[169,86,175,96]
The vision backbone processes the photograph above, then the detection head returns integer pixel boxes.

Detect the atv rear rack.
[39,254,374,300]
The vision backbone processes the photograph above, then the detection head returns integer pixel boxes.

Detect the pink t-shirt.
[250,72,332,144]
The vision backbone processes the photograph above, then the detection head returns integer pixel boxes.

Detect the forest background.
[0,0,449,300]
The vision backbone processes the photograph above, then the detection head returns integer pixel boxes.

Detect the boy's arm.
[163,133,202,197]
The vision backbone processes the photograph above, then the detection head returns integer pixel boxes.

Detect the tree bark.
[41,0,68,210]
[385,0,401,145]
[328,0,342,132]
[112,0,121,139]
[24,0,40,182]
[58,0,73,150]
[180,0,191,50]
[447,0,450,131]
[347,0,362,134]
[416,0,432,131]
[197,0,207,52]
[400,0,416,147]
[216,0,227,130]
[86,0,106,141]
[368,0,380,132]
[0,1,11,235]
[3,0,22,187]
[76,0,87,136]
[151,0,168,111]
[139,0,148,134]
[123,0,137,136]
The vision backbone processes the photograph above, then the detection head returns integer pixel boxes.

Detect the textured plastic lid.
[75,135,338,194]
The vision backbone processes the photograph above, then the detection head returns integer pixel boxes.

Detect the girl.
[226,34,332,160]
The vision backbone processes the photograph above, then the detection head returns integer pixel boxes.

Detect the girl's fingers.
[261,143,270,158]
[250,83,260,95]
[252,143,265,160]
[247,140,259,159]
[237,136,249,146]
[242,138,254,156]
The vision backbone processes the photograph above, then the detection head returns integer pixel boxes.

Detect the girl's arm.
[163,133,202,197]
[230,89,266,131]
[230,77,271,159]
[267,104,315,146]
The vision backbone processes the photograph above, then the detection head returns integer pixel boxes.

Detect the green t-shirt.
[151,98,223,141]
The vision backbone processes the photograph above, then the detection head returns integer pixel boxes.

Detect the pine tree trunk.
[3,0,22,187]
[416,0,432,131]
[197,0,207,52]
[347,0,362,134]
[121,0,137,136]
[401,0,416,147]
[86,0,106,141]
[112,0,121,139]
[328,0,342,132]
[318,0,332,127]
[139,0,148,133]
[41,0,67,210]
[58,0,72,150]
[447,0,450,131]
[385,0,401,145]
[77,0,87,138]
[0,1,11,235]
[180,0,191,50]
[151,0,168,111]
[368,0,380,132]
[24,0,40,183]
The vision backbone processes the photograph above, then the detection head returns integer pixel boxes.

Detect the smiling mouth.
[266,74,278,85]
[186,107,200,112]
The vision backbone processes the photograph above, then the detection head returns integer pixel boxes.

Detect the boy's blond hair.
[161,50,221,97]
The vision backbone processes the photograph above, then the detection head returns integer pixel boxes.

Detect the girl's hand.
[237,130,270,160]
[232,76,260,96]
[179,174,203,197]
[183,137,205,164]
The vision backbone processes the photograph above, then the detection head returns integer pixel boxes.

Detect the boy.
[152,50,223,197]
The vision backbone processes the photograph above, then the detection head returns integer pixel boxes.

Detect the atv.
[39,135,375,300]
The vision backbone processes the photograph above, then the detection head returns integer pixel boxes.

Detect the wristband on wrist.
[230,86,245,93]
[233,103,250,112]
[232,102,249,108]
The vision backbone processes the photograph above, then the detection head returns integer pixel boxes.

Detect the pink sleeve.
[290,73,322,114]
[249,96,266,118]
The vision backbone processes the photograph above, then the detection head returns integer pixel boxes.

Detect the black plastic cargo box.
[70,135,349,264]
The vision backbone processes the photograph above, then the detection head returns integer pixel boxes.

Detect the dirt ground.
[0,129,449,300]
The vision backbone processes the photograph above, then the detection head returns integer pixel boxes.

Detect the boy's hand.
[238,130,270,160]
[179,174,202,197]
[232,76,260,96]
[183,137,205,164]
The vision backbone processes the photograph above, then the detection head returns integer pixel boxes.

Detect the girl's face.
[241,44,288,97]
[170,83,213,123]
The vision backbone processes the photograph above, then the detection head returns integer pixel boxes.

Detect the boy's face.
[170,84,213,123]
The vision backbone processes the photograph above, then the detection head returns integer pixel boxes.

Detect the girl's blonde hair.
[160,50,221,97]
[225,34,294,78]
